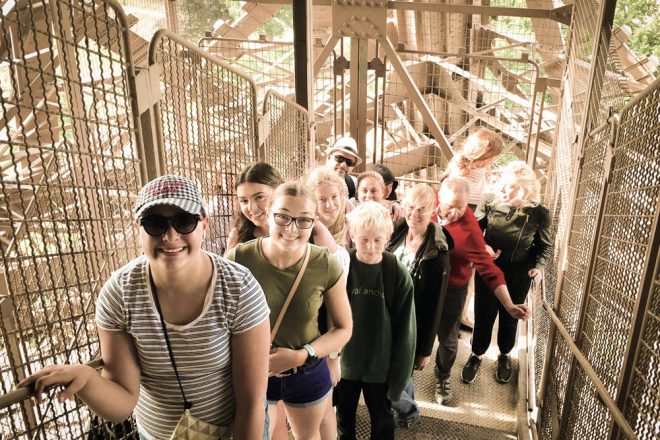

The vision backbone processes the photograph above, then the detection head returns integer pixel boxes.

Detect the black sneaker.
[434,378,452,404]
[461,354,481,383]
[496,354,512,383]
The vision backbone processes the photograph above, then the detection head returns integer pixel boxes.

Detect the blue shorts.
[267,358,332,407]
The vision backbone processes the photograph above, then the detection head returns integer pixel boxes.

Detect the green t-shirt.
[225,238,343,349]
[341,252,416,401]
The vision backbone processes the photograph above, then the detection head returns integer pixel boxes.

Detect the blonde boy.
[336,201,416,440]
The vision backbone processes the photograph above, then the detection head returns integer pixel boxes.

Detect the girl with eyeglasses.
[18,175,271,440]
[225,182,353,440]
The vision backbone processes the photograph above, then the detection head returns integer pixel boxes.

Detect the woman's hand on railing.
[506,303,531,320]
[16,364,96,404]
[528,268,543,284]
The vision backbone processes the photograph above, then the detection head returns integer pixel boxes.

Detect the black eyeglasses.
[273,213,315,229]
[333,154,356,167]
[139,213,201,237]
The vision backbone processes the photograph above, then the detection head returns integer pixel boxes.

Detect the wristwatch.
[328,351,341,360]
[303,344,318,365]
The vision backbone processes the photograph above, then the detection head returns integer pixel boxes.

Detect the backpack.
[345,175,356,199]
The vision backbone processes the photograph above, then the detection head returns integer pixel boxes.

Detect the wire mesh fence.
[262,91,310,180]
[149,30,259,255]
[199,37,295,105]
[0,0,144,438]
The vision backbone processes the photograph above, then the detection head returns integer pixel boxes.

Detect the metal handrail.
[0,358,104,410]
[517,301,531,440]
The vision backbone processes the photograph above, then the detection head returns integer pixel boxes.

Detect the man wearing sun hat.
[325,136,363,199]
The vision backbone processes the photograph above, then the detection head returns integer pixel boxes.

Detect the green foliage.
[257,5,293,39]
[177,0,235,41]
[614,0,660,60]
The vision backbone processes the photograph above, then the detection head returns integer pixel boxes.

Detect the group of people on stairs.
[18,128,551,440]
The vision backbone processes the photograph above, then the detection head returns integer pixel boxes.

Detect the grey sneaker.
[461,354,482,383]
[495,354,512,383]
[434,378,452,404]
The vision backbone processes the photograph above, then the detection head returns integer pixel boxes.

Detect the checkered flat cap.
[134,175,205,218]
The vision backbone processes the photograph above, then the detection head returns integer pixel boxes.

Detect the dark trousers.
[472,260,532,356]
[336,379,394,440]
[434,285,469,379]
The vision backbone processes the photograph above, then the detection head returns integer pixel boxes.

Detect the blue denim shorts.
[267,358,332,407]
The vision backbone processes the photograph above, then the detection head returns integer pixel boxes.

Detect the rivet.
[375,33,381,38]
[351,15,357,20]
[370,1,376,5]
[362,16,368,22]
[351,31,357,37]
[344,21,350,27]
[370,24,376,30]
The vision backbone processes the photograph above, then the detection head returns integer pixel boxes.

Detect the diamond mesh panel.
[538,329,573,437]
[262,91,310,180]
[563,362,611,439]
[625,275,660,439]
[151,31,258,255]
[617,80,660,439]
[0,1,142,438]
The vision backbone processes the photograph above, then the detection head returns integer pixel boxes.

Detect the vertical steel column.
[166,0,179,34]
[293,0,314,161]
[293,0,313,111]
[349,37,368,171]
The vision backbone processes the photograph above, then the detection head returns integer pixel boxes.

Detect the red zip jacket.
[443,207,506,290]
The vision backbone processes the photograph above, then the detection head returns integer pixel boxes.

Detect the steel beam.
[240,0,573,25]
[293,0,313,110]
[379,37,453,159]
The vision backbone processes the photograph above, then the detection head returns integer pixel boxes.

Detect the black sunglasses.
[273,213,315,229]
[139,213,201,237]
[333,154,356,167]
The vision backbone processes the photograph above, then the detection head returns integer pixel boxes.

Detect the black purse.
[87,413,138,440]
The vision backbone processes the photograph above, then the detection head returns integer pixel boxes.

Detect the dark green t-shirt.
[225,238,343,349]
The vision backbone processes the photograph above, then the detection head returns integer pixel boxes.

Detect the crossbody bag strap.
[270,244,311,343]
[149,269,193,410]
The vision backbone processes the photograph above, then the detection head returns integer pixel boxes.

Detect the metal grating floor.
[354,326,518,439]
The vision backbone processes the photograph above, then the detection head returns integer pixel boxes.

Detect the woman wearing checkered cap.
[18,175,271,440]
